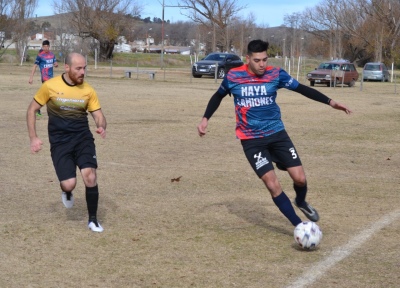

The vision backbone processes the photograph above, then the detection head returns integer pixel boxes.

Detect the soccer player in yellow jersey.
[26,52,107,232]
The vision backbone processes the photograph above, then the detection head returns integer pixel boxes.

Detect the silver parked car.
[363,62,390,82]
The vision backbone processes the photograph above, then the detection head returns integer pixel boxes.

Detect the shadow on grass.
[220,198,293,236]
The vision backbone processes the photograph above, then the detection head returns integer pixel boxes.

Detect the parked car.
[307,60,359,87]
[192,52,243,79]
[363,62,390,82]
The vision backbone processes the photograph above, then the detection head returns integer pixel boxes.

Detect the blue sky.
[34,0,322,27]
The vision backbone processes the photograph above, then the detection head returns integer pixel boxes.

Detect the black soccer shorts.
[50,137,98,182]
[241,130,302,178]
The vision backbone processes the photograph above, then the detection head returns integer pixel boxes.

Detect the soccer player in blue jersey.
[29,40,58,116]
[197,39,352,227]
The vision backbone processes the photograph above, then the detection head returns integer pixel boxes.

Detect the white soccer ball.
[294,221,323,250]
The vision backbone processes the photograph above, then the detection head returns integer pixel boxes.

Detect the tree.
[0,0,38,60]
[179,0,246,52]
[299,0,400,65]
[54,0,143,60]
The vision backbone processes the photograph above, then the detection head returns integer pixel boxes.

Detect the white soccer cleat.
[61,192,74,208]
[88,220,104,233]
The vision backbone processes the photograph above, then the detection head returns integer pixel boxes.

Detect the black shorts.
[50,137,98,182]
[241,130,302,178]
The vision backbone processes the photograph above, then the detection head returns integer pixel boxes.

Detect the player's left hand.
[330,100,353,114]
[96,127,106,139]
[197,118,208,137]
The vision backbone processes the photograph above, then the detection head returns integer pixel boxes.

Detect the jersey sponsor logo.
[236,96,274,108]
[254,152,269,170]
[56,97,85,103]
[241,85,267,96]
[57,97,86,111]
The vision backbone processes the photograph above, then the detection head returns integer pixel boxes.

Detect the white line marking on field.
[286,209,400,288]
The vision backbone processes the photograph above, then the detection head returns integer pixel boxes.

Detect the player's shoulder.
[230,64,247,73]
[226,64,248,79]
[266,66,281,72]
[80,81,97,94]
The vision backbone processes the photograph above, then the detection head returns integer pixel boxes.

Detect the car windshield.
[204,54,226,61]
[364,64,380,71]
[318,63,341,70]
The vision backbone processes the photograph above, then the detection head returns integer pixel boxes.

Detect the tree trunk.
[98,39,115,61]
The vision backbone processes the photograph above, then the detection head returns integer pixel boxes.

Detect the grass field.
[0,63,399,288]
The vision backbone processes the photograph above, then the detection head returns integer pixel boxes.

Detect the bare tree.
[300,0,400,64]
[0,0,38,60]
[54,0,142,60]
[179,0,246,52]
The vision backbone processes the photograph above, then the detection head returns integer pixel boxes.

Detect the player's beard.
[69,72,84,85]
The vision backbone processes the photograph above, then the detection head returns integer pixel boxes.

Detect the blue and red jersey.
[34,50,57,82]
[217,64,300,140]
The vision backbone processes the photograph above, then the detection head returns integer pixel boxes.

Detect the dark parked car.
[307,60,359,87]
[192,52,243,79]
[363,62,390,82]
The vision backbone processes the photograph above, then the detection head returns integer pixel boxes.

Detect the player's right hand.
[30,137,43,153]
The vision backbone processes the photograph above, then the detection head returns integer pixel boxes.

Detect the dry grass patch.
[0,64,399,287]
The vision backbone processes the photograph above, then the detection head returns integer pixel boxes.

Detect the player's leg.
[76,138,103,232]
[51,143,77,208]
[271,130,319,222]
[241,138,302,226]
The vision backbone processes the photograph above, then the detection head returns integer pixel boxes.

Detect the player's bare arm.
[329,100,352,114]
[26,100,43,153]
[29,65,38,84]
[198,92,226,137]
[197,117,208,136]
[91,109,107,139]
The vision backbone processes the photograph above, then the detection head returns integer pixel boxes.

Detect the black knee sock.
[294,183,307,205]
[273,191,302,226]
[86,185,99,222]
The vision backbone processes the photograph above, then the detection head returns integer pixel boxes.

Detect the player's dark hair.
[247,40,269,55]
[42,40,50,46]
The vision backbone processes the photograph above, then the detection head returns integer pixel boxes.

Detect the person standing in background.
[28,40,58,116]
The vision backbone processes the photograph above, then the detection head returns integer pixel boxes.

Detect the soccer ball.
[294,221,322,250]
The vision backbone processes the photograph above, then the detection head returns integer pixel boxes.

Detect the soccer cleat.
[36,112,42,117]
[294,200,320,222]
[61,192,74,208]
[88,220,104,232]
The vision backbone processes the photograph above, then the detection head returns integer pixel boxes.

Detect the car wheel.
[217,68,225,79]
[310,81,315,86]
[193,74,202,78]
[349,80,356,87]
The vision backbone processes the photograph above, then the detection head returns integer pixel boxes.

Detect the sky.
[33,0,322,27]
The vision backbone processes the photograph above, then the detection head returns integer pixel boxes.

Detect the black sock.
[65,191,72,200]
[273,191,302,226]
[86,185,99,222]
[294,183,307,205]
